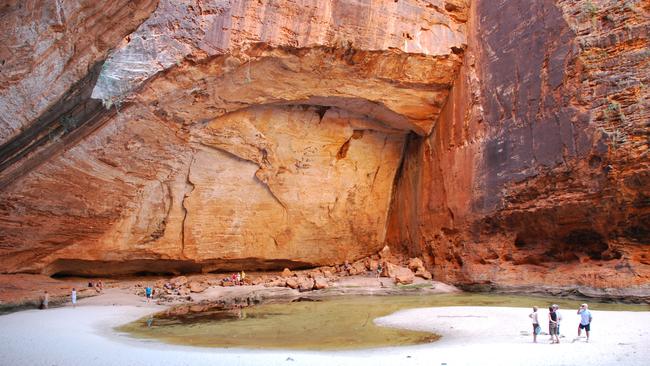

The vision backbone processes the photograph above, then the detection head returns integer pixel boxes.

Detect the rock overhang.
[92,0,468,135]
[0,0,469,276]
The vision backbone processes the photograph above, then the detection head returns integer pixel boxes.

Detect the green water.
[117,293,649,350]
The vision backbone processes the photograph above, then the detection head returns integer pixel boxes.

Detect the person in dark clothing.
[548,305,560,344]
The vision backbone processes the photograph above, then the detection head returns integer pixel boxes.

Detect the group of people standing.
[39,287,78,309]
[529,303,593,343]
[224,271,246,285]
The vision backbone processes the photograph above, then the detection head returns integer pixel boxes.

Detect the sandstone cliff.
[0,0,647,295]
[0,0,466,275]
[387,0,649,293]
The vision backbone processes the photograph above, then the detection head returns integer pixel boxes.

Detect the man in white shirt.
[577,303,593,342]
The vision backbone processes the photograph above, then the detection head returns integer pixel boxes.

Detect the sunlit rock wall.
[0,0,467,275]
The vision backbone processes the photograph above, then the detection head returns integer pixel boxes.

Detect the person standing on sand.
[71,288,77,308]
[529,306,540,343]
[548,306,559,343]
[40,291,49,309]
[553,304,562,337]
[577,303,593,342]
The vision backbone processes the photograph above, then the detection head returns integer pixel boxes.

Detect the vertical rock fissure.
[384,132,416,248]
[181,157,195,257]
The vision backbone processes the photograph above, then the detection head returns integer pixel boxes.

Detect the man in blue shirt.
[577,303,593,342]
[145,286,152,303]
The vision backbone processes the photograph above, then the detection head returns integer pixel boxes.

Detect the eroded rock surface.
[0,0,467,276]
[1,0,646,295]
[0,0,158,144]
[387,0,650,291]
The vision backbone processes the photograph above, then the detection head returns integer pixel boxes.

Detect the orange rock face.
[387,0,649,294]
[0,0,466,276]
[0,0,647,297]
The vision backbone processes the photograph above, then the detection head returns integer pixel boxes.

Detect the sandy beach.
[1,287,648,366]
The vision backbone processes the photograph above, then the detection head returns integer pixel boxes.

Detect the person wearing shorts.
[553,304,562,336]
[577,303,593,342]
[548,306,559,343]
[145,286,152,303]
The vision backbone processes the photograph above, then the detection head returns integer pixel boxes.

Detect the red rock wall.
[0,0,647,295]
[387,0,650,293]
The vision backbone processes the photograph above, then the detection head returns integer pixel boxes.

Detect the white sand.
[1,297,649,366]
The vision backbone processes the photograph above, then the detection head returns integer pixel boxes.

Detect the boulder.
[188,281,208,293]
[285,277,299,289]
[415,268,433,280]
[393,266,415,285]
[348,261,367,275]
[382,262,415,285]
[322,269,336,280]
[281,268,293,278]
[313,276,329,290]
[297,277,315,292]
[407,257,425,272]
[382,262,396,278]
[368,259,379,272]
[307,270,321,278]
[170,276,188,288]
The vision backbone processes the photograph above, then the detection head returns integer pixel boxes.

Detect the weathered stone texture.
[0,0,158,144]
[1,0,647,294]
[387,0,649,291]
[0,0,467,275]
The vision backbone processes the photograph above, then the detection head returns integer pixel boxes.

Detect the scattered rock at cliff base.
[322,269,337,280]
[368,259,379,273]
[264,277,286,287]
[380,262,416,284]
[348,261,368,275]
[415,268,433,280]
[406,257,433,280]
[281,268,293,278]
[188,281,208,293]
[297,277,315,292]
[313,276,329,290]
[407,258,425,272]
[394,267,416,285]
[285,277,299,289]
[170,276,188,288]
[381,262,396,278]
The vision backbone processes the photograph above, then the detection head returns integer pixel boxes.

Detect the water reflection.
[118,293,649,350]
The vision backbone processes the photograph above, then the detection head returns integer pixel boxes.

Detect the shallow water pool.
[116,293,649,350]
